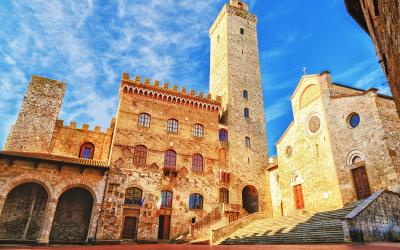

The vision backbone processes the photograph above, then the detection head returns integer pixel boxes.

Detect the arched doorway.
[242,185,259,214]
[0,183,48,240]
[49,188,93,243]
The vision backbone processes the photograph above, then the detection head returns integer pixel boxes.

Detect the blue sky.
[0,0,389,156]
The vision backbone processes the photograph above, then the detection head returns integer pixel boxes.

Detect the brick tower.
[5,75,66,152]
[209,0,271,214]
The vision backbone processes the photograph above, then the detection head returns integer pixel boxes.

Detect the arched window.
[352,155,362,164]
[161,191,173,208]
[79,142,95,159]
[192,154,204,172]
[193,124,204,138]
[219,188,229,204]
[219,128,228,142]
[133,145,147,165]
[167,119,179,133]
[125,187,143,205]
[164,150,177,169]
[245,137,251,148]
[244,108,249,119]
[243,90,248,99]
[189,193,203,210]
[138,113,151,128]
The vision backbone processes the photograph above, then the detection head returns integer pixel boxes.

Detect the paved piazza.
[0,244,400,250]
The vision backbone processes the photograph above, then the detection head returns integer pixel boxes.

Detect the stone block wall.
[0,158,107,243]
[345,190,400,242]
[5,76,66,153]
[97,80,224,241]
[49,120,114,161]
[326,87,399,203]
[359,0,400,117]
[276,74,344,215]
[209,1,270,216]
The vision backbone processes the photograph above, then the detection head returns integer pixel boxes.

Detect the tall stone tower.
[5,75,66,153]
[209,0,271,214]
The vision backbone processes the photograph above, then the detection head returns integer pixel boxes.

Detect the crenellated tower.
[209,0,271,214]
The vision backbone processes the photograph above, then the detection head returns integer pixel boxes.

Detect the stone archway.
[242,185,259,214]
[0,183,48,241]
[49,187,94,243]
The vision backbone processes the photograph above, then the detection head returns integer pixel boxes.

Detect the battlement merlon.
[209,1,257,37]
[55,119,114,135]
[119,73,222,108]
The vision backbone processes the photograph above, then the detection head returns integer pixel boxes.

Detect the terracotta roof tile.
[0,151,109,169]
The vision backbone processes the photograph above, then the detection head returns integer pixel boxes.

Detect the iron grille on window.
[193,124,204,138]
[161,191,173,208]
[133,145,147,165]
[138,113,151,128]
[164,150,177,169]
[189,193,203,210]
[167,119,179,133]
[125,187,143,205]
[192,154,204,172]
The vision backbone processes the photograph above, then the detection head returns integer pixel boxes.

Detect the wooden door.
[122,217,137,240]
[293,184,304,210]
[158,215,171,240]
[352,166,371,200]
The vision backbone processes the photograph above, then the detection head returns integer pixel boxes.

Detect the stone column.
[36,199,58,244]
[86,203,102,243]
[0,195,7,217]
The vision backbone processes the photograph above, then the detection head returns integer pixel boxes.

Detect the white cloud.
[265,96,291,123]
[0,0,228,147]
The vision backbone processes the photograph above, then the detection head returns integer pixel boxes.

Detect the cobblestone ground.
[0,244,400,250]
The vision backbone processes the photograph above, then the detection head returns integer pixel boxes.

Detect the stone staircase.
[220,201,364,245]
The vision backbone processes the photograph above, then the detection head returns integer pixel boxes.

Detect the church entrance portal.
[293,184,304,210]
[352,166,371,200]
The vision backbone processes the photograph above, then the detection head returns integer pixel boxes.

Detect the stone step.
[218,201,365,245]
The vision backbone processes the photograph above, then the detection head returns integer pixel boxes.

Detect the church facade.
[0,0,270,244]
[270,72,400,218]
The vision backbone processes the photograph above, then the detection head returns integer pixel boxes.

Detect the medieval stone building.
[271,72,400,217]
[0,0,270,244]
[345,0,400,117]
[0,0,399,245]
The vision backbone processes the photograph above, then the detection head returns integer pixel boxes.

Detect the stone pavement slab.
[0,243,400,250]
